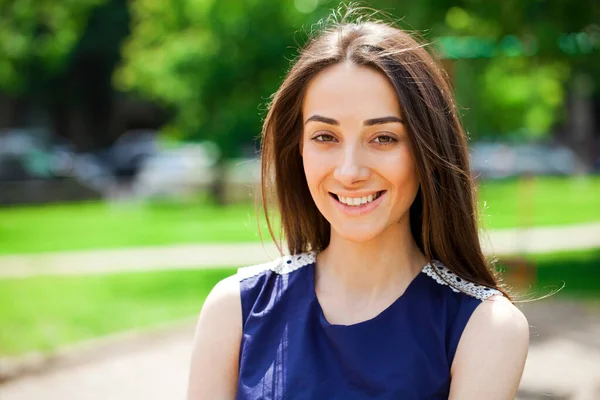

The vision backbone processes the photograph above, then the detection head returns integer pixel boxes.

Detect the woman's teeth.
[337,192,382,206]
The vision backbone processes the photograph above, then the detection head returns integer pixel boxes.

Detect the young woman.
[188,15,529,400]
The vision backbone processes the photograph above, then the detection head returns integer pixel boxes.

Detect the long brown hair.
[260,10,509,298]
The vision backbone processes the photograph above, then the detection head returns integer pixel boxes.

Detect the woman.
[188,15,529,400]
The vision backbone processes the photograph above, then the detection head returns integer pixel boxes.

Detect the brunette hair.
[260,10,509,297]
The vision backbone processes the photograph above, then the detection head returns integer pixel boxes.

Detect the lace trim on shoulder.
[237,252,316,281]
[422,260,502,301]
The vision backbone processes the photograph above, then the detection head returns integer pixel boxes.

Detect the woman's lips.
[329,190,387,216]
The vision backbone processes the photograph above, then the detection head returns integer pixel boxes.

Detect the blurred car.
[69,129,160,195]
[133,141,220,199]
[110,129,159,184]
[470,142,581,178]
[0,128,105,204]
[0,128,59,181]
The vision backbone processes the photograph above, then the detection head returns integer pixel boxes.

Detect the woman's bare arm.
[449,295,530,399]
[187,275,242,400]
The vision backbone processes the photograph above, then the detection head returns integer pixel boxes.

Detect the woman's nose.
[333,145,370,186]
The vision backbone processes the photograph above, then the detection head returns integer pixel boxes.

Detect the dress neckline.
[308,260,428,328]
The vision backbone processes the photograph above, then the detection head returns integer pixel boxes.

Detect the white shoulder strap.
[237,252,316,281]
[422,260,502,300]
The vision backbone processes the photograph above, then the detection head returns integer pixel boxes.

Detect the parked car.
[470,142,581,178]
[134,141,219,199]
[0,128,55,181]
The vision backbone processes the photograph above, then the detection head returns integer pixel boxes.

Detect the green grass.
[0,268,235,356]
[1,249,599,357]
[498,248,600,300]
[0,175,598,254]
[0,200,274,254]
[478,175,600,229]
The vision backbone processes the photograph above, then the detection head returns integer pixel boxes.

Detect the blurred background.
[0,0,599,399]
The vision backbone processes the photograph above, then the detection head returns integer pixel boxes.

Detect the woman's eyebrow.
[364,116,404,126]
[304,114,404,126]
[304,114,339,125]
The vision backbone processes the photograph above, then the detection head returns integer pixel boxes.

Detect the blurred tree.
[117,0,598,141]
[2,0,598,153]
[115,0,308,156]
[0,0,105,95]
[115,0,599,187]
[48,0,133,150]
[0,0,167,152]
[432,0,600,146]
[115,0,331,202]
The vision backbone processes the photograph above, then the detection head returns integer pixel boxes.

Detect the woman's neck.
[315,224,428,299]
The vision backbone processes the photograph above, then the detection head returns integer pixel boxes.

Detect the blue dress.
[235,252,500,399]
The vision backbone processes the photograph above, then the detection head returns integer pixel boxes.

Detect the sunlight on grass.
[497,249,600,300]
[0,268,235,356]
[478,175,600,229]
[0,176,597,254]
[0,200,277,254]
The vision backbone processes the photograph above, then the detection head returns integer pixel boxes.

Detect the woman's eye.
[312,133,337,143]
[372,135,397,144]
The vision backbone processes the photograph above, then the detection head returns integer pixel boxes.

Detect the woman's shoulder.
[188,274,242,398]
[421,260,523,368]
[449,294,529,397]
[236,252,317,322]
[196,274,242,329]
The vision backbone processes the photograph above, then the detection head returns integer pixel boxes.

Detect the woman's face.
[301,62,420,243]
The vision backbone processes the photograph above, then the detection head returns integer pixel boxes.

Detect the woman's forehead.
[302,63,402,123]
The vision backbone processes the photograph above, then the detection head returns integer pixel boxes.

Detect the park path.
[1,299,599,399]
[1,222,600,399]
[1,222,600,278]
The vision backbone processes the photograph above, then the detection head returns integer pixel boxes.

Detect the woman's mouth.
[331,191,385,206]
[329,190,387,215]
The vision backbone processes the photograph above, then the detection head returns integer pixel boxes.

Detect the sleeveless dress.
[235,252,501,400]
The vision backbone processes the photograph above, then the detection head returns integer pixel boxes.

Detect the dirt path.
[1,299,599,399]
[518,299,600,399]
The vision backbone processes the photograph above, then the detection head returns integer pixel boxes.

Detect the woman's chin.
[330,224,386,244]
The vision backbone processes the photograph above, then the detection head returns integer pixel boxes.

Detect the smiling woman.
[187,7,529,400]
[301,63,419,239]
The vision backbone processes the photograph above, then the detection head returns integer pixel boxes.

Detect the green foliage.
[457,57,571,138]
[434,2,599,139]
[115,0,599,146]
[115,0,321,154]
[1,0,598,146]
[0,0,104,94]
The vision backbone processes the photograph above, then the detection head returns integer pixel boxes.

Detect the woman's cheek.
[302,150,324,188]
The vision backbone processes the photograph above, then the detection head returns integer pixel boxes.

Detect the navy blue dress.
[235,252,500,399]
